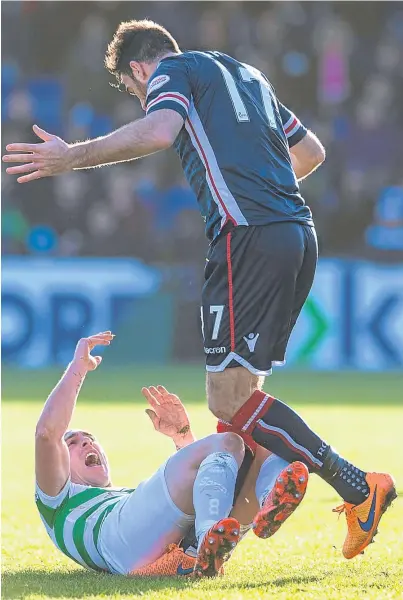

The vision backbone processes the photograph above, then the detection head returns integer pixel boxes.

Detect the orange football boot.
[130,544,196,577]
[194,517,240,578]
[333,472,397,559]
[252,461,309,539]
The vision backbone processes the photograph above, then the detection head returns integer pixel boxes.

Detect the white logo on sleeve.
[147,75,170,97]
[243,333,260,353]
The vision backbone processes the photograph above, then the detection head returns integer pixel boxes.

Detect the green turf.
[2,366,403,599]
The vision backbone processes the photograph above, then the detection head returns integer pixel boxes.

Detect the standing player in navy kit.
[3,19,396,565]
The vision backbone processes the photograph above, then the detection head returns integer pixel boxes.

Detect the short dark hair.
[105,19,180,82]
[64,430,95,442]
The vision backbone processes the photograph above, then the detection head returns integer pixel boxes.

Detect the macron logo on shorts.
[243,333,259,353]
[204,346,226,354]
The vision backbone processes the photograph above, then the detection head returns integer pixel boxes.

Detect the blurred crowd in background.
[3,1,403,266]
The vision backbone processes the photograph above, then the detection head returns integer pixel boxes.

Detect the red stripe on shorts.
[227,232,235,352]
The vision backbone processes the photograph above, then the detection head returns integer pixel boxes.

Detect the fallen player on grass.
[35,332,308,577]
[134,383,311,576]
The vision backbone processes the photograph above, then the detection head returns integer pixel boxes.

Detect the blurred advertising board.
[287,259,403,370]
[1,257,174,367]
[2,257,403,370]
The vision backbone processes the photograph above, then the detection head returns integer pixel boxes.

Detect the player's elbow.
[147,110,184,150]
[155,119,182,149]
[305,137,326,169]
[293,132,326,172]
[155,129,176,150]
[313,141,326,166]
[35,424,59,443]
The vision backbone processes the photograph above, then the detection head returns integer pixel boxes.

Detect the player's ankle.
[195,525,212,551]
[319,448,369,504]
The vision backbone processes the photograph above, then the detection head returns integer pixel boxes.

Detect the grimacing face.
[65,430,111,487]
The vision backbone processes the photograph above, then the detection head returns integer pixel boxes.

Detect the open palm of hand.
[142,386,191,440]
[3,124,72,184]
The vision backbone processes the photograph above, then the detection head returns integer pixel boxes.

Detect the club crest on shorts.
[243,333,259,352]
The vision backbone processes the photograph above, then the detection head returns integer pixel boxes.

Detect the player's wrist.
[68,359,90,377]
[67,143,86,170]
[173,427,195,449]
[68,141,98,170]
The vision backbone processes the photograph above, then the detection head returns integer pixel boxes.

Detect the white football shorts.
[98,460,194,574]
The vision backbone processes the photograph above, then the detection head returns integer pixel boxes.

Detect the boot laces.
[332,502,356,522]
[332,503,346,515]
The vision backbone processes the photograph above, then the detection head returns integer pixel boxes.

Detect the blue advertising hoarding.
[2,257,173,367]
[2,257,403,370]
[287,260,403,370]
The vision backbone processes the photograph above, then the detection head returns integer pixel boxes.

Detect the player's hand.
[142,385,195,447]
[3,125,74,183]
[72,331,115,373]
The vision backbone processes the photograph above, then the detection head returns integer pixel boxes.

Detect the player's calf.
[192,437,243,576]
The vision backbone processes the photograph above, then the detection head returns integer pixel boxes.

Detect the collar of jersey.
[154,52,183,74]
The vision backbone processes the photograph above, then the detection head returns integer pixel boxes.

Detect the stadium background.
[2,0,403,371]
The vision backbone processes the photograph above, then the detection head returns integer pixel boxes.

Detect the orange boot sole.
[253,461,309,539]
[194,517,241,577]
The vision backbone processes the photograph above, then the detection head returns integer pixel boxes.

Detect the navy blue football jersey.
[146,51,313,241]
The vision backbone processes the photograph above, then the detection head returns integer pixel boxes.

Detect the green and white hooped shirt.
[35,479,135,572]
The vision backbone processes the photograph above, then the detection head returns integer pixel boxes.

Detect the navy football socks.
[320,448,369,504]
[231,391,369,505]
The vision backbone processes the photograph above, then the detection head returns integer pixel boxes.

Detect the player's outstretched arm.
[142,385,196,450]
[35,331,114,496]
[290,130,326,181]
[2,109,183,184]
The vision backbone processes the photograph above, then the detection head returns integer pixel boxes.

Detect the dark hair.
[105,19,180,81]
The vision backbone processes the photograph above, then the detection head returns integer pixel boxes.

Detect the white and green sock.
[193,451,239,549]
[255,454,289,507]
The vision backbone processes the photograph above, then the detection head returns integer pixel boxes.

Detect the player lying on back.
[35,332,308,577]
[139,384,308,572]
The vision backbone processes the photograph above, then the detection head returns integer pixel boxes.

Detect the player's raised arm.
[2,109,183,184]
[68,110,183,169]
[142,385,196,450]
[35,331,114,496]
[278,102,326,181]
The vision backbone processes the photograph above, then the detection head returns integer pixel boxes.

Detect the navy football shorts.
[201,222,318,376]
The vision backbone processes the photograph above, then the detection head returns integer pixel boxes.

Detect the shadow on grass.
[269,574,328,587]
[1,569,192,599]
[219,573,329,589]
[2,569,330,599]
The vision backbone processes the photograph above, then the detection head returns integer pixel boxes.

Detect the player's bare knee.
[215,432,245,466]
[207,368,264,422]
[201,432,245,466]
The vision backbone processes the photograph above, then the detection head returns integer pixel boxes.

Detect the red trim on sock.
[226,232,235,352]
[217,420,257,453]
[231,390,275,435]
[255,421,317,469]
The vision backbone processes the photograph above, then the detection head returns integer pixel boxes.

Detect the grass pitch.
[2,367,403,599]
